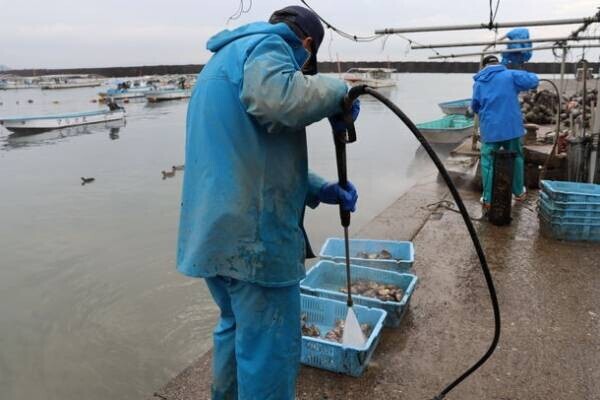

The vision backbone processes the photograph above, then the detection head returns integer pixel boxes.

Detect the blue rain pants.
[480,137,525,205]
[205,276,301,400]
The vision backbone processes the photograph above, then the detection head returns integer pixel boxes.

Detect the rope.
[300,0,382,42]
[226,0,252,24]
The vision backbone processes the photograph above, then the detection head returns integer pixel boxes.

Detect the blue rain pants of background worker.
[206,276,300,400]
[480,137,525,204]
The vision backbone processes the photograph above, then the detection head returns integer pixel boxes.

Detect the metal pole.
[589,102,600,182]
[410,35,600,50]
[559,47,567,94]
[583,58,588,136]
[375,13,600,34]
[428,44,600,60]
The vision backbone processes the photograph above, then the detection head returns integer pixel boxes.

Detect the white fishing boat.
[146,88,192,102]
[41,80,102,89]
[0,77,40,90]
[342,68,397,88]
[0,105,126,135]
[40,75,103,90]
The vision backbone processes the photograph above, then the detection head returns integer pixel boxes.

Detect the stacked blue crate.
[538,180,600,241]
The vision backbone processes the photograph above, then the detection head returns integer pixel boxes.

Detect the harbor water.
[0,73,473,400]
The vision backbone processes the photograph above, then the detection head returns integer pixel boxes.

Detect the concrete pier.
[151,180,600,400]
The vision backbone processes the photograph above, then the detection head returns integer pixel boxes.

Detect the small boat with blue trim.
[0,104,126,135]
[438,98,472,115]
[416,114,475,144]
[98,79,156,101]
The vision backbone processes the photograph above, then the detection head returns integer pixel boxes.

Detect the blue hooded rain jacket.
[471,64,538,143]
[177,22,348,287]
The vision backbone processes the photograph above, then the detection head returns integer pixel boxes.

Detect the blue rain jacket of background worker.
[471,64,539,143]
[177,22,348,286]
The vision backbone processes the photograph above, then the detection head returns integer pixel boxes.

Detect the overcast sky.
[1,0,599,69]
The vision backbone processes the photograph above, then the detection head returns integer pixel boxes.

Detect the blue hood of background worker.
[471,58,539,143]
[502,28,533,67]
[176,20,349,286]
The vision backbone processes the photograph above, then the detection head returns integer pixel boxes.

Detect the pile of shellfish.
[340,280,404,302]
[301,314,372,343]
[355,249,393,260]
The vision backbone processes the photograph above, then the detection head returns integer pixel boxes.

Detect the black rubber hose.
[345,85,501,399]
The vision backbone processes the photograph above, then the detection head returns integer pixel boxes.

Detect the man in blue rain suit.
[471,55,538,210]
[177,6,360,400]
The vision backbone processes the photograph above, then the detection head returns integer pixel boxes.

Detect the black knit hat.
[482,55,500,67]
[269,5,324,74]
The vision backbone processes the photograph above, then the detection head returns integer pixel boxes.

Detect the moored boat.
[416,114,475,144]
[41,81,102,89]
[98,79,155,101]
[0,77,40,90]
[0,105,126,135]
[146,88,192,102]
[438,98,472,115]
[40,75,104,90]
[342,68,397,88]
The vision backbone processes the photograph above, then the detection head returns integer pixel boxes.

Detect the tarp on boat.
[502,28,532,67]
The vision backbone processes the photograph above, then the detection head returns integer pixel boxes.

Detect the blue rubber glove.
[328,99,360,133]
[318,181,358,212]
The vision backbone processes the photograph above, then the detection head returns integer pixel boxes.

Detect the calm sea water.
[0,73,473,400]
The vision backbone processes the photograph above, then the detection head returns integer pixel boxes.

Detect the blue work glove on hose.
[318,181,358,212]
[328,99,360,133]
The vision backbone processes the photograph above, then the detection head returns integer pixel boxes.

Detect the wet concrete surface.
[152,183,600,400]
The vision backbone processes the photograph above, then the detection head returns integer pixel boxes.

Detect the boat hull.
[146,89,192,102]
[438,98,472,115]
[0,109,126,135]
[41,82,102,90]
[99,88,152,100]
[419,126,474,144]
[345,79,396,88]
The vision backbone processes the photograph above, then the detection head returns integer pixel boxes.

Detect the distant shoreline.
[4,61,593,78]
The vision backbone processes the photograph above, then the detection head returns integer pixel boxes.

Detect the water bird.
[81,177,95,185]
[27,99,34,104]
[172,165,185,171]
[162,170,175,179]
[52,100,60,104]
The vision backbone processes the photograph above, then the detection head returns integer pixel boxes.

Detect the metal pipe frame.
[375,13,600,34]
[428,44,600,60]
[411,35,600,50]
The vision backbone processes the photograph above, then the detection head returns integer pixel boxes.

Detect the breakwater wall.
[5,61,594,78]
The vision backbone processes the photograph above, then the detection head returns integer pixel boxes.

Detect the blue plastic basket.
[539,191,600,211]
[301,261,418,327]
[300,294,386,377]
[319,237,415,272]
[541,180,600,203]
[539,193,600,223]
[538,210,600,242]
